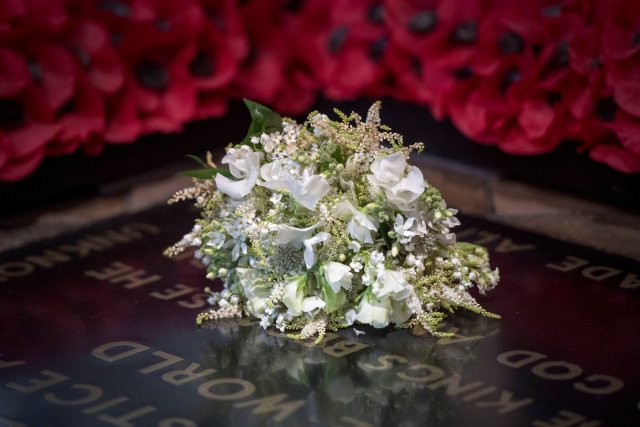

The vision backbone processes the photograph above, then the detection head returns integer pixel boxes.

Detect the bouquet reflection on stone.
[198,313,499,425]
[166,100,500,340]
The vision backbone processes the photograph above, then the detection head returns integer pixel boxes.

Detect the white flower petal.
[303,232,331,268]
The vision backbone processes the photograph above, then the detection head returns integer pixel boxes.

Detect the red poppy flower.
[61,18,126,95]
[228,0,289,104]
[291,0,390,101]
[589,141,640,173]
[0,0,67,47]
[0,48,60,181]
[186,0,249,118]
[48,65,106,156]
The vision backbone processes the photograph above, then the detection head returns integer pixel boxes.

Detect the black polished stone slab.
[1,204,638,426]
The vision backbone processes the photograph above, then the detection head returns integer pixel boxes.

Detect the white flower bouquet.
[166,100,499,341]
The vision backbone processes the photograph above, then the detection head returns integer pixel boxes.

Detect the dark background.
[2,98,638,216]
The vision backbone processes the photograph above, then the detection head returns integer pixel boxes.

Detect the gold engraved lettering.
[158,418,197,427]
[620,273,640,289]
[461,386,497,402]
[360,355,408,371]
[497,350,547,368]
[582,266,622,281]
[532,409,602,427]
[83,397,129,415]
[234,394,305,422]
[59,238,108,257]
[437,327,484,345]
[120,223,160,236]
[471,231,501,245]
[298,332,340,348]
[198,378,256,401]
[92,341,150,362]
[138,351,184,374]
[161,363,217,386]
[397,363,444,383]
[474,390,534,414]
[426,375,484,396]
[531,361,583,381]
[25,250,71,268]
[44,384,103,406]
[85,262,134,280]
[177,292,208,309]
[0,359,26,369]
[574,375,624,395]
[546,256,589,272]
[150,284,196,301]
[97,405,157,427]
[494,238,536,253]
[110,270,161,289]
[6,370,68,393]
[323,340,369,357]
[0,262,34,278]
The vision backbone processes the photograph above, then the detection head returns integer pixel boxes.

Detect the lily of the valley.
[215,147,264,199]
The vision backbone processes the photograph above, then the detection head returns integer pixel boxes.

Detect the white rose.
[372,270,412,301]
[355,296,391,328]
[215,148,264,198]
[285,168,330,211]
[323,261,353,293]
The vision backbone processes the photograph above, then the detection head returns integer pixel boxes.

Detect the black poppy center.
[452,21,477,45]
[98,0,131,17]
[541,4,562,17]
[27,60,43,84]
[283,0,305,12]
[155,20,171,32]
[501,68,521,91]
[596,97,617,122]
[328,26,349,54]
[453,66,473,80]
[368,36,388,62]
[111,32,123,46]
[408,10,437,35]
[633,30,640,47]
[0,99,25,130]
[135,60,170,92]
[548,40,569,68]
[498,31,525,55]
[70,46,92,68]
[367,4,384,24]
[190,52,215,77]
[547,92,562,106]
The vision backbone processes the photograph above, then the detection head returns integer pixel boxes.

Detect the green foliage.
[240,99,283,146]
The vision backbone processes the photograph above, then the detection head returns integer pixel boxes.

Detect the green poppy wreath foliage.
[166,100,500,341]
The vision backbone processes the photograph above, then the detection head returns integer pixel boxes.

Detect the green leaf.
[185,154,208,167]
[179,168,232,179]
[456,242,481,253]
[321,280,346,314]
[241,99,283,145]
